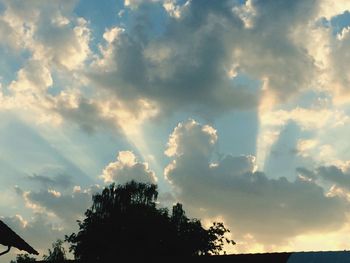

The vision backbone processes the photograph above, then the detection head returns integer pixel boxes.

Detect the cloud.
[26,174,73,190]
[101,151,157,184]
[0,0,100,132]
[165,120,348,246]
[0,0,349,137]
[331,25,350,100]
[260,107,349,131]
[85,0,334,130]
[1,0,347,135]
[4,180,100,260]
[90,0,266,119]
[0,0,89,70]
[256,103,349,170]
[318,165,350,190]
[165,119,217,158]
[236,0,317,101]
[296,139,319,158]
[52,93,116,134]
[297,164,350,192]
[289,0,350,102]
[15,185,94,226]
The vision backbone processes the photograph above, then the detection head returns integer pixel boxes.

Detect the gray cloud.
[27,190,91,224]
[89,0,318,121]
[53,96,116,134]
[27,174,73,189]
[0,0,328,135]
[318,166,350,190]
[165,120,348,245]
[298,165,350,191]
[90,1,249,118]
[231,0,317,100]
[15,185,95,226]
[6,183,101,260]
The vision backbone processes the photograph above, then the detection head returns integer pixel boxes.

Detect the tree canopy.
[66,181,234,261]
[9,254,36,263]
[43,239,67,263]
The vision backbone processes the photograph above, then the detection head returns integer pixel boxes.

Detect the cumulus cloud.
[0,0,90,70]
[1,0,349,135]
[101,151,157,184]
[165,119,217,158]
[165,120,348,246]
[0,0,159,135]
[90,0,332,121]
[0,0,349,137]
[0,0,108,133]
[289,0,350,102]
[90,0,264,119]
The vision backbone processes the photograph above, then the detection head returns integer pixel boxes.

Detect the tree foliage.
[9,254,36,263]
[43,239,67,263]
[66,181,234,261]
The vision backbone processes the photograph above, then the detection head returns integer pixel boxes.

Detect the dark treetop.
[66,181,234,261]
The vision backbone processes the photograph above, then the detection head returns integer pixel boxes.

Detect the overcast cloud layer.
[1,0,350,260]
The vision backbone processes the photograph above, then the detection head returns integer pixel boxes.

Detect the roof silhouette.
[0,220,39,256]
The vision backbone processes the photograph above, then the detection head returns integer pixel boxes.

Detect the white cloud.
[124,0,161,9]
[260,107,349,130]
[318,0,350,20]
[0,0,96,130]
[10,61,53,92]
[296,139,319,158]
[101,151,157,184]
[232,0,256,28]
[256,105,349,169]
[165,119,217,158]
[0,0,90,70]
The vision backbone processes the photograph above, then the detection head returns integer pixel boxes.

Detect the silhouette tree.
[66,181,234,261]
[9,254,36,263]
[43,239,67,263]
[170,203,235,256]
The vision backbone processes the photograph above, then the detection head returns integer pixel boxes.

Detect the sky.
[1,0,350,260]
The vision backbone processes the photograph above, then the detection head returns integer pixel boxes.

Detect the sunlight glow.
[255,89,280,171]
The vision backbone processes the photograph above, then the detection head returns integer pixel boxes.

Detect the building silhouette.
[0,220,39,256]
